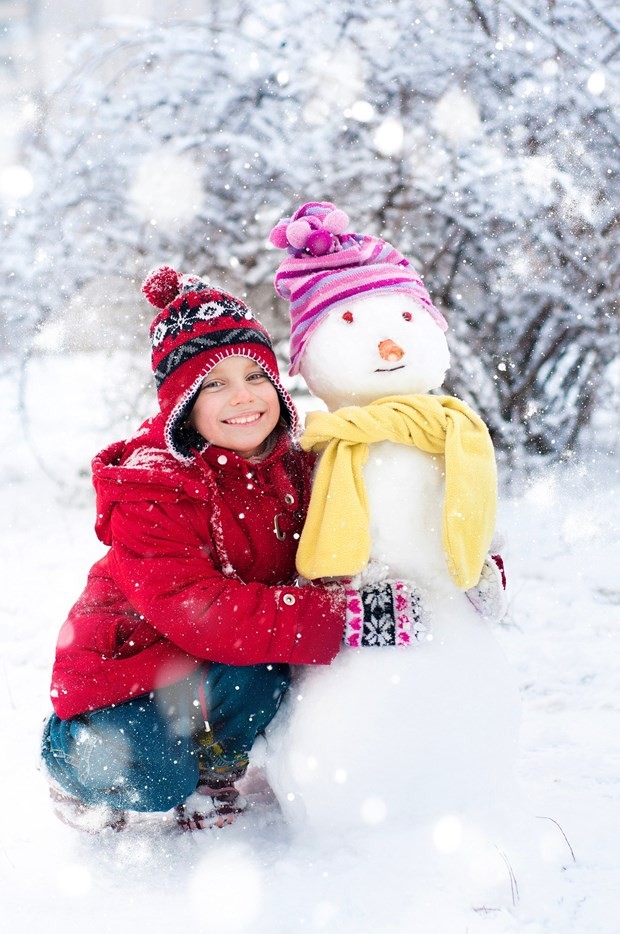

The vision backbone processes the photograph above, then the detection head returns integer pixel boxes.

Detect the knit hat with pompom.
[142,266,297,462]
[269,201,448,375]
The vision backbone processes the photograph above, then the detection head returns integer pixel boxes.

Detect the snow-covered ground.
[1,356,618,933]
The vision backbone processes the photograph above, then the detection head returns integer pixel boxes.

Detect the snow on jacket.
[51,414,346,720]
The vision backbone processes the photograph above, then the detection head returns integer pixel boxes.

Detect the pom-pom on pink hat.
[142,266,297,462]
[269,201,448,375]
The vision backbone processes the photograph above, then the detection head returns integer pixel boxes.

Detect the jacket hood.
[92,412,298,545]
[93,414,186,545]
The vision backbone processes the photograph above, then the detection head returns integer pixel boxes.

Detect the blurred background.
[1,0,618,486]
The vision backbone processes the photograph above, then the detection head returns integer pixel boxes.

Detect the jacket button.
[282,593,296,606]
[284,493,295,505]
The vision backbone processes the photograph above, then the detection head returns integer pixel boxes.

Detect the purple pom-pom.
[269,224,289,249]
[287,219,312,249]
[306,229,335,256]
[323,209,349,235]
[270,202,348,256]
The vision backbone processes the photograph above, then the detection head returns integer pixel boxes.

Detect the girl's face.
[189,355,281,459]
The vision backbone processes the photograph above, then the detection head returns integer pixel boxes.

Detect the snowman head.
[299,291,450,410]
[270,202,449,408]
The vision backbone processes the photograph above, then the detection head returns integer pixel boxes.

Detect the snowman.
[265,202,521,854]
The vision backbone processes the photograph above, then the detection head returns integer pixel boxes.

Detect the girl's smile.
[223,412,263,425]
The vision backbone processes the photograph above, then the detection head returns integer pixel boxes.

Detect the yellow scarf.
[296,395,497,590]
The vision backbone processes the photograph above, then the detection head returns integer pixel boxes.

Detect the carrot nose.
[378,339,405,362]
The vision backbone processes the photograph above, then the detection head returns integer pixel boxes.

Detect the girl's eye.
[342,311,354,323]
[402,312,413,322]
[202,380,222,390]
[248,371,266,381]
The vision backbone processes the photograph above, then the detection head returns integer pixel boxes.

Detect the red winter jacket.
[51,415,346,719]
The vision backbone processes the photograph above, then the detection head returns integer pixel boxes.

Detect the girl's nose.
[231,381,256,403]
[378,339,405,362]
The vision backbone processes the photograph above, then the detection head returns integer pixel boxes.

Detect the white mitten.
[466,554,508,622]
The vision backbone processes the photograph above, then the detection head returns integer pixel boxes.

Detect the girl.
[41,266,423,832]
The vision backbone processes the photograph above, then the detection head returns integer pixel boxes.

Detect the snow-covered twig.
[536,815,577,863]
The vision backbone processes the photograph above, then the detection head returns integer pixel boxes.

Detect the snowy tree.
[1,0,618,463]
[309,0,620,459]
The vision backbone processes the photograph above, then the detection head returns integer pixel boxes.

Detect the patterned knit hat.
[269,201,448,375]
[142,266,297,462]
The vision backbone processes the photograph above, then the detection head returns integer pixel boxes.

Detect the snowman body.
[266,293,521,838]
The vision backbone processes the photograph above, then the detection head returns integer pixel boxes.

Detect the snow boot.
[49,782,127,834]
[175,764,248,832]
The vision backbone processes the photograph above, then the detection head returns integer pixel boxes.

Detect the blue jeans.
[41,662,290,812]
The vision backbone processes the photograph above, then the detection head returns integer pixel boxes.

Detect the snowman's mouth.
[375,365,406,373]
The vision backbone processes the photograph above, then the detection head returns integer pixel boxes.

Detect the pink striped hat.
[270,201,447,375]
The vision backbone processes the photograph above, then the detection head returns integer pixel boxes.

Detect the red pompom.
[142,266,180,309]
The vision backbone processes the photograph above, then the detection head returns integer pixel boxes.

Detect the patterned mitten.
[344,580,429,647]
[466,554,507,621]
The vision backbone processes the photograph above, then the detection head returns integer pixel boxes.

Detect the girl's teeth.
[227,414,260,425]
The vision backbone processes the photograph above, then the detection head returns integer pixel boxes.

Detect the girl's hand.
[344,581,429,648]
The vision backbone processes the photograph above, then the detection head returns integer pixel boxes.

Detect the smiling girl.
[41,266,424,833]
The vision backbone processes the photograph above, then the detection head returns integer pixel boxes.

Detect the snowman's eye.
[342,311,354,323]
[402,311,413,322]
